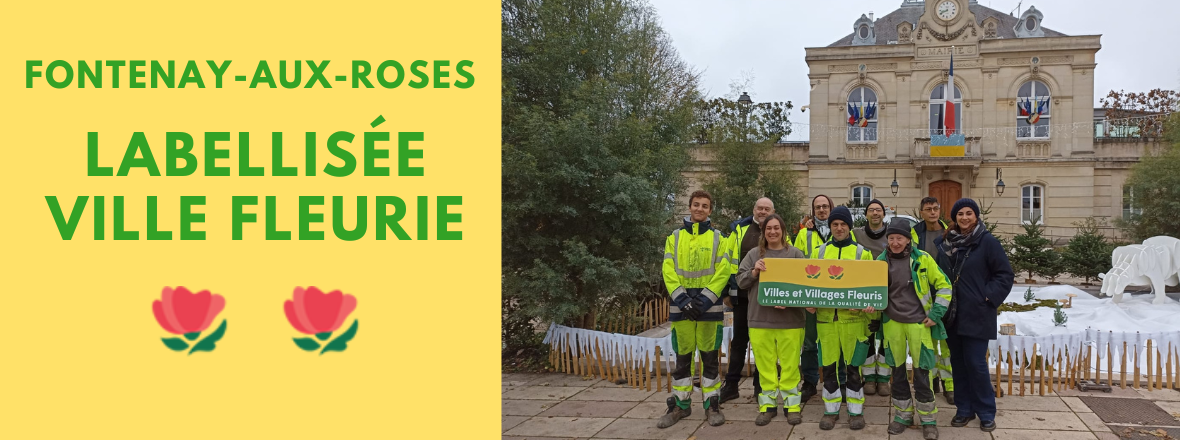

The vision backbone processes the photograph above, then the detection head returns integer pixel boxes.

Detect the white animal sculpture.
[1099,236,1180,304]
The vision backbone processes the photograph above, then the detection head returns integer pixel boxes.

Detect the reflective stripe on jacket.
[664,217,733,321]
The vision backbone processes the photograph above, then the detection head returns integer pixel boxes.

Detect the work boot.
[718,381,740,404]
[787,411,802,425]
[849,414,866,430]
[705,397,725,426]
[800,381,818,402]
[877,381,892,397]
[864,380,876,395]
[944,390,955,405]
[888,421,909,435]
[819,413,839,430]
[657,397,691,429]
[755,410,777,426]
[923,425,939,440]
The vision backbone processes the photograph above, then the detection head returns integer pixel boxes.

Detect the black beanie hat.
[951,198,981,219]
[887,219,912,239]
[866,199,885,214]
[829,206,854,228]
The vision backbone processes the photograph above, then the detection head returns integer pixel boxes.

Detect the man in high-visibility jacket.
[878,220,953,440]
[657,190,733,429]
[910,196,954,404]
[809,206,875,431]
[792,194,833,402]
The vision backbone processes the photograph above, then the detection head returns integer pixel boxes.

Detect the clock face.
[937,1,958,20]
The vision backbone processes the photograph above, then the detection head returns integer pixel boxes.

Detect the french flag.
[945,52,956,135]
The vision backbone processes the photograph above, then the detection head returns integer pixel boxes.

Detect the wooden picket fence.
[544,325,1180,395]
[592,297,669,335]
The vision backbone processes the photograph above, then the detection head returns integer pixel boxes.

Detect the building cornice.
[978,35,1101,54]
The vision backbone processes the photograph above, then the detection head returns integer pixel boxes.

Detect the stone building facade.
[684,0,1160,243]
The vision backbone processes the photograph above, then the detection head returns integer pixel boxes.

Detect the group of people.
[658,190,1014,439]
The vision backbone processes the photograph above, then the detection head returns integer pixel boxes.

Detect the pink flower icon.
[152,286,228,354]
[285,286,359,354]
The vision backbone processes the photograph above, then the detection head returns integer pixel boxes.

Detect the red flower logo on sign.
[827,265,845,280]
[805,264,822,279]
[153,286,228,354]
[285,286,359,354]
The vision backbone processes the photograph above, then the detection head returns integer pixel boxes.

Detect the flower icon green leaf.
[162,338,189,351]
[315,332,332,341]
[188,319,227,355]
[320,320,359,355]
[293,338,321,351]
[183,332,201,341]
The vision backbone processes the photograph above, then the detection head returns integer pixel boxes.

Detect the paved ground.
[502,373,1180,440]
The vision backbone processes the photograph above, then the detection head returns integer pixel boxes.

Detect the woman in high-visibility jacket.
[808,206,875,431]
[877,220,953,440]
[735,214,807,426]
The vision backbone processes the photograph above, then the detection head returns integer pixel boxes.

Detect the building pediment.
[914,0,981,53]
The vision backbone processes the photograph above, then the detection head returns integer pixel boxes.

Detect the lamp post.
[738,91,753,140]
[891,169,900,196]
[995,168,1006,197]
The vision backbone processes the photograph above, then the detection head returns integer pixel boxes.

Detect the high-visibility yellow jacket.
[663,217,732,321]
[876,248,954,340]
[910,219,949,254]
[794,228,859,259]
[813,240,874,323]
[725,216,756,296]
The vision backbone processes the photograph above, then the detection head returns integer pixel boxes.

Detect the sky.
[647,0,1180,108]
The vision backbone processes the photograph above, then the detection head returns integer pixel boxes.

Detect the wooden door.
[929,180,962,222]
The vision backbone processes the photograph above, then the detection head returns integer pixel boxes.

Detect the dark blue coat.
[933,229,1015,340]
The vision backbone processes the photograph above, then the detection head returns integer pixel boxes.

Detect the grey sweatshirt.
[736,245,807,329]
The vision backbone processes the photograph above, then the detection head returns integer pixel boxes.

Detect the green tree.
[1039,248,1066,284]
[1063,217,1115,284]
[697,95,804,231]
[1010,216,1054,282]
[1117,113,1180,241]
[502,0,701,356]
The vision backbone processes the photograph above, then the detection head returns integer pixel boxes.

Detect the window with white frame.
[851,185,873,207]
[1123,186,1143,220]
[1021,184,1044,224]
[1017,80,1051,139]
[846,87,878,143]
[928,83,962,136]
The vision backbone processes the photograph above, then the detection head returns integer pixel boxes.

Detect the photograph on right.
[502,0,1180,438]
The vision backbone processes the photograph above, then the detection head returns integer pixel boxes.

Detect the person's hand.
[806,307,817,314]
[868,320,881,333]
[923,318,936,327]
[681,301,702,321]
[723,297,732,308]
[774,306,787,310]
[754,259,767,274]
[804,215,814,229]
[862,306,876,314]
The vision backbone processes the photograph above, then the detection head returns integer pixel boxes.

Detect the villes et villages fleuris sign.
[757,259,888,309]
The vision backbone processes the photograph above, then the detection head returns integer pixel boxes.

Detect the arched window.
[846,87,878,143]
[851,185,873,206]
[1022,184,1045,224]
[1017,80,1051,139]
[929,83,962,136]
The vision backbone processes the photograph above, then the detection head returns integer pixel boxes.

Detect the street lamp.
[995,168,1006,197]
[738,91,753,107]
[738,91,753,136]
[891,169,900,196]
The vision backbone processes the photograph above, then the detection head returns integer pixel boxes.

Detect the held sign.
[757,259,888,309]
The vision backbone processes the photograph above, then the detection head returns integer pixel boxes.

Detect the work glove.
[680,301,703,321]
[868,320,881,333]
